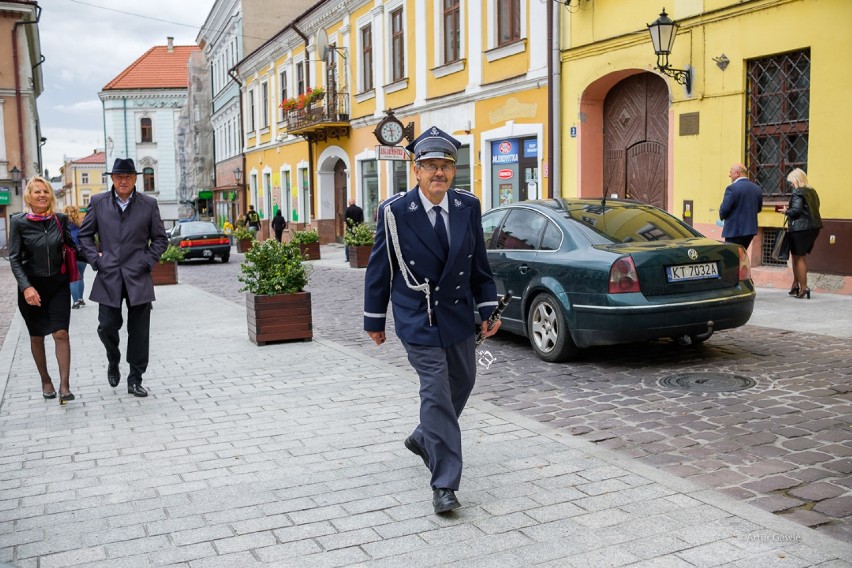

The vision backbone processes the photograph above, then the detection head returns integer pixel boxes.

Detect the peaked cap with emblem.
[405,126,461,163]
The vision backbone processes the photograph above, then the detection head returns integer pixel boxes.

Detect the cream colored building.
[234,0,550,243]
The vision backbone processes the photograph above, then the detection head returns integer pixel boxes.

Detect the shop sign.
[0,189,10,205]
[498,169,513,180]
[524,140,538,157]
[491,139,519,164]
[376,145,408,160]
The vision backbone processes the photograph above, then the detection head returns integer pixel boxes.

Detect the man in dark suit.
[79,158,168,397]
[719,163,764,249]
[343,199,364,262]
[363,127,500,514]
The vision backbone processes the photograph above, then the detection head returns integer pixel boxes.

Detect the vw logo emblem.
[687,249,698,260]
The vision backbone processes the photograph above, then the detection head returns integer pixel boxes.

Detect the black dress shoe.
[432,488,460,514]
[404,436,430,468]
[127,384,148,397]
[107,364,120,388]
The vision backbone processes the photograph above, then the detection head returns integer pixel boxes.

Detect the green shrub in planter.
[159,244,186,263]
[239,239,311,296]
[344,222,375,246]
[291,228,319,244]
[233,227,254,241]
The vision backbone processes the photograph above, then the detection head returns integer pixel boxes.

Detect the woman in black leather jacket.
[8,176,77,404]
[781,168,822,299]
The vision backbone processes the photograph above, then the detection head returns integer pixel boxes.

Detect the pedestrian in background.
[719,163,764,249]
[64,205,87,309]
[343,198,364,262]
[9,176,77,404]
[271,209,287,242]
[246,205,261,237]
[781,168,822,299]
[363,126,501,515]
[79,158,169,398]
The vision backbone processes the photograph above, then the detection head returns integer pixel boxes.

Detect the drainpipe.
[123,97,128,156]
[228,67,247,215]
[12,4,43,179]
[291,24,315,227]
[548,1,562,199]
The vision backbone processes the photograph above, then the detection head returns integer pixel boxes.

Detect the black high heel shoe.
[59,392,75,405]
[795,288,811,299]
[42,390,57,399]
[788,284,800,296]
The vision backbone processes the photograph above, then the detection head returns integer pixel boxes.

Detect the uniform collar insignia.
[408,201,419,211]
[454,198,462,208]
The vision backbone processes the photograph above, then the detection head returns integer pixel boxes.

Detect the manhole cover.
[660,372,756,392]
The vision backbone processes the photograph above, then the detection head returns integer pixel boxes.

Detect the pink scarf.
[25,210,54,222]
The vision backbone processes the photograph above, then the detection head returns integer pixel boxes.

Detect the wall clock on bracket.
[374,114,406,146]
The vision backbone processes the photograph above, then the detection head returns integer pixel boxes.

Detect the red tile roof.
[73,151,106,165]
[103,45,200,90]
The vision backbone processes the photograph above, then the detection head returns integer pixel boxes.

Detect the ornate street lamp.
[10,165,21,195]
[233,167,242,186]
[647,8,692,94]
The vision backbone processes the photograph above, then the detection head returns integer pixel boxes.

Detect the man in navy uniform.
[363,126,501,514]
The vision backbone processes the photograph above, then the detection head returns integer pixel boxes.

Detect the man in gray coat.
[79,158,168,397]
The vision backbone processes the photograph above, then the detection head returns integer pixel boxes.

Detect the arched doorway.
[603,73,668,209]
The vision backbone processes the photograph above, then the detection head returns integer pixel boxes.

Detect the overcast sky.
[38,0,214,177]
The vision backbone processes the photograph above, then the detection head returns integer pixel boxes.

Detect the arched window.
[141,117,152,142]
[143,167,155,192]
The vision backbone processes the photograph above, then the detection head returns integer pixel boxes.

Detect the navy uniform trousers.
[403,335,476,491]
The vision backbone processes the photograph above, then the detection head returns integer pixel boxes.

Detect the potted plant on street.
[291,228,321,260]
[344,221,375,268]
[239,239,313,345]
[152,244,185,285]
[233,226,254,253]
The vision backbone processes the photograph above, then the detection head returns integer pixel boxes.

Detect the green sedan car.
[482,199,755,361]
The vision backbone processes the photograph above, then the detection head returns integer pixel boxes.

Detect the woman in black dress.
[781,168,822,299]
[9,176,77,404]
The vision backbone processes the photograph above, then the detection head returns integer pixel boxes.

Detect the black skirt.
[17,274,71,337]
[789,228,820,256]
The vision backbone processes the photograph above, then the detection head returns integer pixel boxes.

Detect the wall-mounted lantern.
[647,8,692,94]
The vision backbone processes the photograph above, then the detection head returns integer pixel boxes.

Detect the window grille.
[762,228,788,267]
[746,50,810,197]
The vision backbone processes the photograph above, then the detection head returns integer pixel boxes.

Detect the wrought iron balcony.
[285,93,350,142]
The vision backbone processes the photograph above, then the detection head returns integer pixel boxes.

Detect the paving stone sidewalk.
[0,275,849,566]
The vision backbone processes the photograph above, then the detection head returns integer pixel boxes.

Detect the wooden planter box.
[348,245,372,268]
[152,262,178,285]
[297,242,321,260]
[246,291,313,346]
[237,238,253,253]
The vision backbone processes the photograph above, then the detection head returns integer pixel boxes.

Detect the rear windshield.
[558,204,700,244]
[179,222,218,235]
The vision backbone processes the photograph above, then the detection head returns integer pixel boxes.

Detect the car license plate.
[202,249,213,257]
[666,262,720,282]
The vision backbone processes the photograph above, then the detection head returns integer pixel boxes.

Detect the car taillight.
[738,246,751,281]
[609,256,641,294]
[179,240,190,247]
[218,237,230,245]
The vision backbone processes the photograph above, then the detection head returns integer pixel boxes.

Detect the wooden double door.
[603,73,669,210]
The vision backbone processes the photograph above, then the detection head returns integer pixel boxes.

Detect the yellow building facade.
[235,0,550,243]
[559,0,852,292]
[61,150,107,209]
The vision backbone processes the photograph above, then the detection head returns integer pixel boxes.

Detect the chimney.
[167,36,174,53]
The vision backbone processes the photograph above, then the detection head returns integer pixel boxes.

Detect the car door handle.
[518,264,529,274]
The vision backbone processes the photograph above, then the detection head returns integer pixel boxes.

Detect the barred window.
[746,50,810,197]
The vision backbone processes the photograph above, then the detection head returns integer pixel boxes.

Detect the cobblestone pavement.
[2,247,850,546]
[1,261,849,567]
[172,246,852,542]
